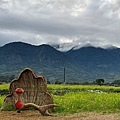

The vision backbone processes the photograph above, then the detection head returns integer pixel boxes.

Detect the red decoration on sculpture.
[15,88,24,94]
[15,88,24,109]
[15,88,58,115]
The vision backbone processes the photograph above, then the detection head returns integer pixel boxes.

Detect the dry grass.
[0,111,120,120]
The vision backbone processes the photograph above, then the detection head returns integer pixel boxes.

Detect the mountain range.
[0,42,120,83]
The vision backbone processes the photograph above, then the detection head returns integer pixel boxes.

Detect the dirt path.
[0,111,120,120]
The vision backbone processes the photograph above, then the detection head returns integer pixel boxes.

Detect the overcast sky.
[0,0,120,50]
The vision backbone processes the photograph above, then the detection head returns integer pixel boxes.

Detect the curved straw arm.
[21,103,59,115]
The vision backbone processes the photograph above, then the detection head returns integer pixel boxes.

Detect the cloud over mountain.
[0,0,120,49]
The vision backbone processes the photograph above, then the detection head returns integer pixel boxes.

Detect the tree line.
[48,78,120,86]
[0,75,15,83]
[0,75,120,87]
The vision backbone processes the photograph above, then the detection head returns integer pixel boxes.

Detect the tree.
[0,74,15,83]
[47,79,51,84]
[111,80,120,86]
[96,79,104,86]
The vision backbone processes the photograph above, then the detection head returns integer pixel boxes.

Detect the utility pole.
[63,67,66,84]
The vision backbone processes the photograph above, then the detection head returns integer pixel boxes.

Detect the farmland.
[0,84,120,119]
[1,84,120,114]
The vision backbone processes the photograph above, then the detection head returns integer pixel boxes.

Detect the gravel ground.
[0,111,120,120]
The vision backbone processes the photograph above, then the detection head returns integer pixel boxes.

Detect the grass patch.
[1,103,16,111]
[47,84,120,93]
[0,96,5,108]
[53,92,120,114]
[0,96,16,111]
[0,84,9,90]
